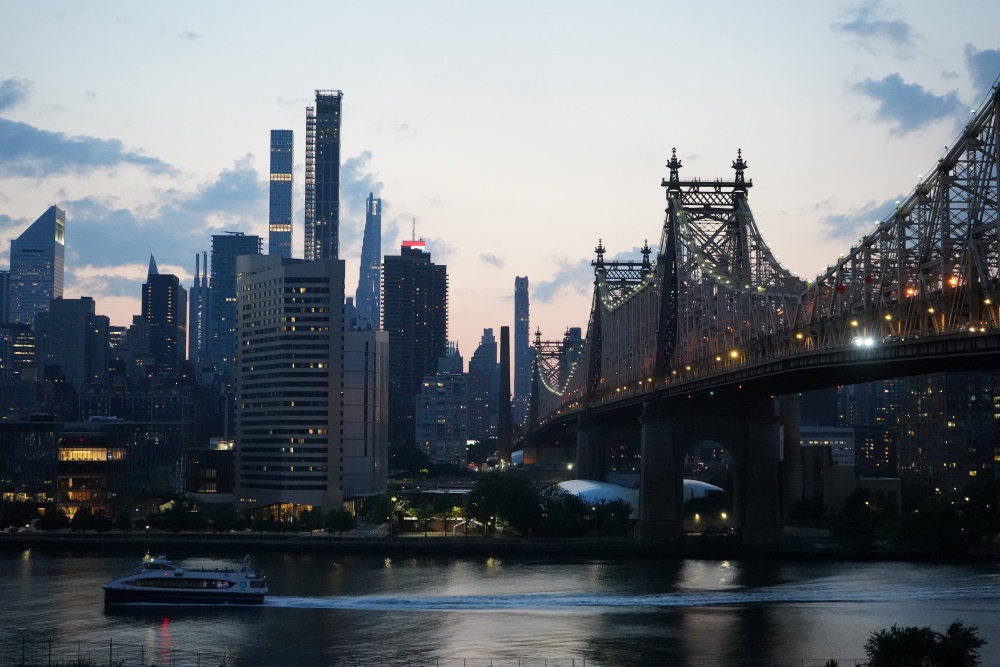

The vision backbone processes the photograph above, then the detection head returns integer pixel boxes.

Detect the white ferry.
[103,555,267,605]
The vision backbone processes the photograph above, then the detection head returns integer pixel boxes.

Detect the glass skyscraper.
[268,130,294,258]
[209,233,262,379]
[142,256,187,377]
[304,90,343,261]
[355,193,382,328]
[9,205,65,326]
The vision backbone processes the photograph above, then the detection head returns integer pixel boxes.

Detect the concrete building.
[188,252,209,365]
[513,276,531,427]
[269,129,294,258]
[342,329,389,499]
[467,328,498,443]
[800,424,856,468]
[382,242,448,450]
[355,193,382,329]
[416,372,468,467]
[8,205,65,326]
[305,90,343,261]
[234,255,346,515]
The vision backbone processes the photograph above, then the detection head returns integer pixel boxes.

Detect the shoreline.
[2,532,997,563]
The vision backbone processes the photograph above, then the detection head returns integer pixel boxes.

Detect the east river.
[0,547,998,666]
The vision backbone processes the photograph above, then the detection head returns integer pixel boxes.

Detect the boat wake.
[265,582,1000,611]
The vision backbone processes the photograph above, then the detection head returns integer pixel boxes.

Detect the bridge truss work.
[530,79,1000,428]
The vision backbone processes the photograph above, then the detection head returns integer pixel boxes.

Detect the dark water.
[0,548,998,666]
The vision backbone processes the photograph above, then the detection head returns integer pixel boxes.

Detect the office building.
[188,252,209,365]
[8,205,65,326]
[355,193,382,328]
[382,242,448,450]
[467,328,499,442]
[142,256,187,377]
[416,370,468,467]
[305,90,343,261]
[342,329,390,499]
[234,255,346,515]
[513,276,531,426]
[209,233,262,378]
[0,270,8,323]
[33,297,109,390]
[269,129,294,258]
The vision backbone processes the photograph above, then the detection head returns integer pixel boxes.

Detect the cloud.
[832,1,914,51]
[338,151,385,251]
[0,79,30,112]
[480,253,504,268]
[0,117,174,177]
[61,157,267,292]
[179,30,199,41]
[425,237,455,263]
[852,73,963,134]
[964,45,1000,101]
[819,195,902,239]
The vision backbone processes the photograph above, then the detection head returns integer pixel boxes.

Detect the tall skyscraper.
[188,252,209,364]
[382,242,448,450]
[467,328,499,443]
[268,129,294,258]
[355,193,382,328]
[304,90,343,261]
[9,205,65,326]
[209,233,262,378]
[234,254,345,513]
[343,328,390,498]
[0,270,9,324]
[513,276,531,425]
[142,255,187,377]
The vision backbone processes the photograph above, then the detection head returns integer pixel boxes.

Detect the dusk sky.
[2,1,999,359]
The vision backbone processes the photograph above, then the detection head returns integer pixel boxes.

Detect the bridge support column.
[781,394,802,520]
[637,401,682,545]
[739,401,784,545]
[575,413,605,481]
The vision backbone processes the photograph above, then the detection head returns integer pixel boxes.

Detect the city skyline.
[1,2,999,356]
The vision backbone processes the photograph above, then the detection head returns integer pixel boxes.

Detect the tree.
[297,507,323,532]
[414,502,436,537]
[324,507,356,537]
[537,485,587,538]
[864,621,986,667]
[35,509,70,532]
[93,511,113,533]
[468,473,541,537]
[0,504,32,531]
[114,510,132,533]
[432,495,461,536]
[70,507,95,532]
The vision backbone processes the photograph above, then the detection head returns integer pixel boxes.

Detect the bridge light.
[948,276,959,287]
[850,320,859,327]
[685,365,691,371]
[985,299,992,305]
[884,314,892,321]
[729,350,739,359]
[715,356,722,362]
[928,307,935,314]
[795,332,804,340]
[905,287,916,297]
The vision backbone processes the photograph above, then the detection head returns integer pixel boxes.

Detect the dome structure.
[555,479,723,518]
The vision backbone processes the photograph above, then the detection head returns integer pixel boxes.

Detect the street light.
[390,496,397,538]
[592,506,597,537]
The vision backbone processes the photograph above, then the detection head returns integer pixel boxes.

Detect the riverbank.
[2,530,997,563]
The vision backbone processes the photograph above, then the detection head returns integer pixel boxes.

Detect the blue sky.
[1,0,999,357]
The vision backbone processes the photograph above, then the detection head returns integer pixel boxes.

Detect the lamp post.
[390,496,397,538]
[592,506,597,538]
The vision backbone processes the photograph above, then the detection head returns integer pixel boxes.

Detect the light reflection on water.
[0,548,997,666]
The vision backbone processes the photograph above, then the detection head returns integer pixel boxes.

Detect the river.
[0,547,997,666]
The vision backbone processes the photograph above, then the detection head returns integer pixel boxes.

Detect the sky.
[1,1,999,362]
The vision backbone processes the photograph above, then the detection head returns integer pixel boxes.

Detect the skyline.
[2,1,1000,357]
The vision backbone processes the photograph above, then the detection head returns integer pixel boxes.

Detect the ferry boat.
[103,554,267,605]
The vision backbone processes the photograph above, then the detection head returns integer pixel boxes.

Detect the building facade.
[188,252,209,365]
[142,256,187,378]
[9,206,65,326]
[268,129,294,258]
[415,372,468,467]
[234,255,345,514]
[382,243,448,450]
[304,90,343,261]
[209,233,262,379]
[33,297,109,390]
[513,276,531,427]
[355,193,382,329]
[467,328,499,442]
[342,329,389,499]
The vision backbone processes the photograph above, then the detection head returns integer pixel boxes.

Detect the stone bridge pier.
[637,396,784,545]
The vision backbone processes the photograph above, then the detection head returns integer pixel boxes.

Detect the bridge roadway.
[525,328,1000,546]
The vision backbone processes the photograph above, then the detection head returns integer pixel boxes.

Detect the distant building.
[33,297,109,390]
[513,276,530,426]
[467,328,498,442]
[416,372,468,467]
[188,252,209,365]
[342,329,390,499]
[355,193,382,328]
[269,129,294,258]
[234,255,346,515]
[0,416,60,507]
[0,270,9,323]
[186,439,234,504]
[382,242,448,450]
[141,256,187,377]
[8,205,65,326]
[800,424,856,468]
[305,90,343,261]
[208,233,262,379]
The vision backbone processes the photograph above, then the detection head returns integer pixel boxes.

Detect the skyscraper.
[382,242,448,450]
[513,276,531,425]
[33,297,109,390]
[9,205,65,326]
[304,90,343,261]
[188,252,209,364]
[142,255,187,377]
[208,233,262,378]
[234,254,345,513]
[355,193,382,328]
[268,129,294,258]
[467,328,499,443]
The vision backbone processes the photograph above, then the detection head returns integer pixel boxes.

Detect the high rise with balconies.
[305,90,343,261]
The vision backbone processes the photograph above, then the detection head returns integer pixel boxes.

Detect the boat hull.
[103,587,265,605]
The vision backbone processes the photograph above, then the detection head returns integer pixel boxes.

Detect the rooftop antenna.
[411,217,416,241]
